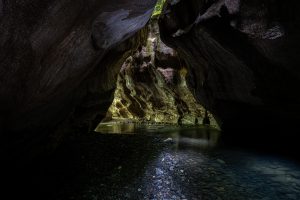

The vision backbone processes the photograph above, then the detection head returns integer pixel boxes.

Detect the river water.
[16,123,300,200]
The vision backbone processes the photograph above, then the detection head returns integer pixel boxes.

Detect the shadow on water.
[5,127,168,200]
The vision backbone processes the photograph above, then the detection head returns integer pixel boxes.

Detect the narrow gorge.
[98,21,217,127]
[1,0,300,199]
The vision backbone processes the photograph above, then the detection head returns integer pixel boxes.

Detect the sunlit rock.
[101,21,218,128]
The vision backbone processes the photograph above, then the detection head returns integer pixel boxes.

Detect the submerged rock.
[164,138,174,143]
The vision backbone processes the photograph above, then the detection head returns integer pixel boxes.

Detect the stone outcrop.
[0,0,156,162]
[101,21,218,127]
[159,0,300,135]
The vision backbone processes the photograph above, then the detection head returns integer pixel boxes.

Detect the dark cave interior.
[1,0,300,199]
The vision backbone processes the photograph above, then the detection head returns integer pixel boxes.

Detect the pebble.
[156,168,164,175]
[164,138,173,143]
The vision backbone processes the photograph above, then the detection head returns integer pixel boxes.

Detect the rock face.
[0,0,156,161]
[2,0,300,162]
[159,0,300,135]
[101,21,218,127]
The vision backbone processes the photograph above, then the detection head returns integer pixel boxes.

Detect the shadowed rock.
[0,0,156,162]
[159,0,300,136]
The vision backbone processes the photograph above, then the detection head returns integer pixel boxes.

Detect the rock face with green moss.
[152,0,166,19]
[102,21,218,127]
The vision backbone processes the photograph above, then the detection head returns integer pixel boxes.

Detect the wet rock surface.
[103,21,217,127]
[8,125,300,200]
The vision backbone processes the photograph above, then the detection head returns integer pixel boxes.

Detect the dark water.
[11,124,300,200]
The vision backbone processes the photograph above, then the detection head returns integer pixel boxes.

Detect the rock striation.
[101,21,218,127]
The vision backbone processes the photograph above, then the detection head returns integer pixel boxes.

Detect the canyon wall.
[101,22,218,127]
[159,0,300,136]
[0,0,156,162]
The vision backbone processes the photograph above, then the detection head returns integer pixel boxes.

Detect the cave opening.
[2,0,300,199]
[94,17,219,134]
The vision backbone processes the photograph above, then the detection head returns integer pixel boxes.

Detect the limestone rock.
[103,21,218,127]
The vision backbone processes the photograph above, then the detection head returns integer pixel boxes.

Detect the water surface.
[21,123,300,200]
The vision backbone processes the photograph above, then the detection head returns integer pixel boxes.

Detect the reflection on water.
[93,123,300,200]
[95,122,137,134]
[95,122,220,150]
[40,123,300,200]
[175,128,220,150]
